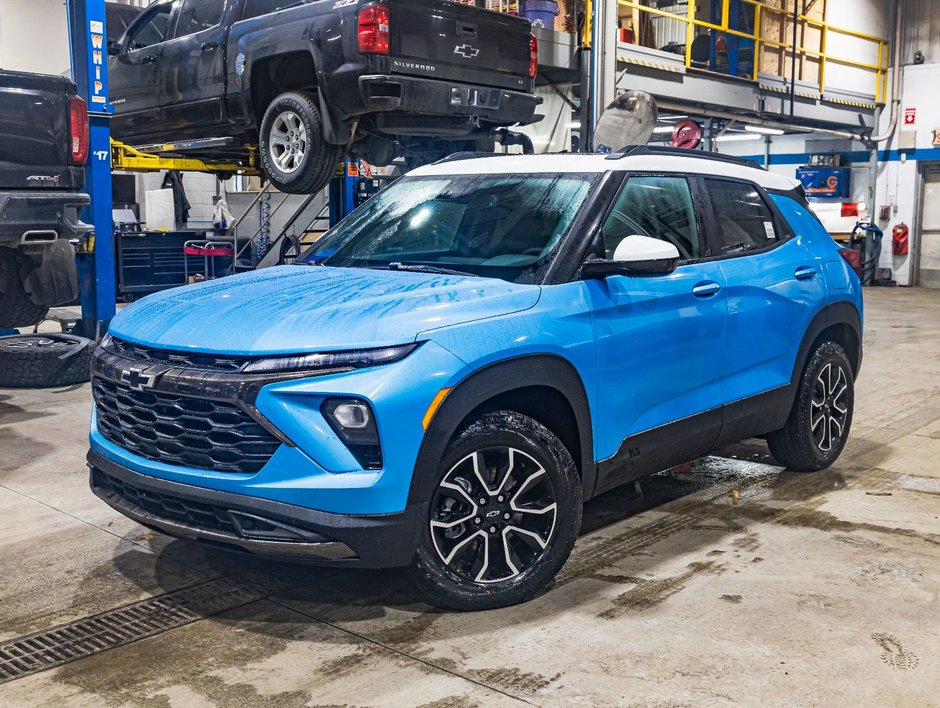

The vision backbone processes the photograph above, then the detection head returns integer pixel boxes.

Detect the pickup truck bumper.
[358,74,542,128]
[0,190,90,246]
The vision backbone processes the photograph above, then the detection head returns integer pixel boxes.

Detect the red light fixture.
[529,34,538,79]
[840,202,859,218]
[68,95,89,165]
[358,3,390,55]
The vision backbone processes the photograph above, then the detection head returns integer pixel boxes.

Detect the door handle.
[200,42,218,52]
[794,266,817,280]
[692,281,721,298]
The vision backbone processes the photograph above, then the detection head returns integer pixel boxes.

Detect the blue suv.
[88,147,862,610]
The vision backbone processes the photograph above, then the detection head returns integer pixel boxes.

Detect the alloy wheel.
[269,110,307,174]
[430,446,558,584]
[811,361,849,452]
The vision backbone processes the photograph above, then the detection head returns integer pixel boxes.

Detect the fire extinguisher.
[892,223,910,256]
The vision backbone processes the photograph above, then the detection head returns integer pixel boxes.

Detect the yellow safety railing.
[616,0,889,104]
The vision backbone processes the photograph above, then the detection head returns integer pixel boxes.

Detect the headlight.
[241,342,421,375]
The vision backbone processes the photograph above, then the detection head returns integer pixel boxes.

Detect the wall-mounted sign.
[933,129,940,147]
[904,107,916,126]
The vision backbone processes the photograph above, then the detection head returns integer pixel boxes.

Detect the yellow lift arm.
[110,138,260,176]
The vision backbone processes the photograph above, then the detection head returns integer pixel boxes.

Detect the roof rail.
[431,151,511,165]
[605,145,765,171]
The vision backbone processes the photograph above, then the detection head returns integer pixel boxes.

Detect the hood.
[109,266,540,355]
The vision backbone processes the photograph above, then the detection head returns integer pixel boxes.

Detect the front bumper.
[358,74,542,128]
[0,190,90,245]
[89,450,424,568]
[89,337,471,515]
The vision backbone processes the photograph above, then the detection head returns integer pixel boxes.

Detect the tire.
[0,334,93,388]
[0,248,48,329]
[767,340,854,471]
[259,91,341,195]
[278,234,302,264]
[409,411,582,611]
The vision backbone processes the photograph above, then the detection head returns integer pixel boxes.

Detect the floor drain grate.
[0,573,275,683]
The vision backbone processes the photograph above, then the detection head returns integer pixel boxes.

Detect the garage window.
[602,176,702,261]
[174,0,226,37]
[705,179,779,254]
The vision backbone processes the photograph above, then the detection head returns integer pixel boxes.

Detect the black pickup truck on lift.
[0,69,90,329]
[108,0,542,194]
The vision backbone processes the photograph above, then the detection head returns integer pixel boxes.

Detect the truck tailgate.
[0,69,78,191]
[389,0,531,91]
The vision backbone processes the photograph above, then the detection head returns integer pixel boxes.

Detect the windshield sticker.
[764,221,776,239]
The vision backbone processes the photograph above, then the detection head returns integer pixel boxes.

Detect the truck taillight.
[839,248,863,279]
[529,33,538,79]
[358,3,390,55]
[69,95,89,165]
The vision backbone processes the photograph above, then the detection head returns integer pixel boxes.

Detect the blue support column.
[67,0,114,339]
[328,159,360,227]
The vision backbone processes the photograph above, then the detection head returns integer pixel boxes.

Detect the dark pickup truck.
[108,0,541,193]
[0,69,89,329]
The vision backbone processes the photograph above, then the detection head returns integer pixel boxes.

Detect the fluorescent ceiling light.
[744,125,785,135]
[715,133,763,142]
[652,126,676,133]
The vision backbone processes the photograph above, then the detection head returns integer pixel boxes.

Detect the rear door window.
[602,176,702,261]
[174,0,226,37]
[705,179,780,254]
[242,0,293,20]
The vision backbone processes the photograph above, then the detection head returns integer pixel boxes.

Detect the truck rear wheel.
[0,248,48,329]
[259,91,341,194]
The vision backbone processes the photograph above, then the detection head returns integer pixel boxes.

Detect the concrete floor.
[0,288,939,707]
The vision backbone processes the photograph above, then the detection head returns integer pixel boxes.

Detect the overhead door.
[919,166,940,288]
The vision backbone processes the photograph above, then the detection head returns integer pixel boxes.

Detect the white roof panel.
[410,153,801,192]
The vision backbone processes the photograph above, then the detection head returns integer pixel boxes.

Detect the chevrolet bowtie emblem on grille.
[122,369,159,391]
[454,43,480,59]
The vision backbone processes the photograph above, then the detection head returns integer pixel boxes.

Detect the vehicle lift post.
[328,159,362,227]
[67,0,115,339]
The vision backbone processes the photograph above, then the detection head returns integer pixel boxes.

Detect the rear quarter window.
[705,179,780,255]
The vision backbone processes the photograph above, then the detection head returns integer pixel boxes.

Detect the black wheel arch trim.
[792,300,862,386]
[408,354,596,506]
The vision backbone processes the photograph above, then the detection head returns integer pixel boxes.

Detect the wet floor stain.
[465,667,560,695]
[599,561,725,619]
[731,532,761,553]
[872,633,920,671]
[416,696,479,708]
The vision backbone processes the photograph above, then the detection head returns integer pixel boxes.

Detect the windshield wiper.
[386,262,477,277]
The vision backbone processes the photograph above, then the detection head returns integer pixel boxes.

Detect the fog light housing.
[321,398,383,470]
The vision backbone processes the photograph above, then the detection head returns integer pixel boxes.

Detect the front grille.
[92,466,238,534]
[93,377,279,474]
[108,337,250,373]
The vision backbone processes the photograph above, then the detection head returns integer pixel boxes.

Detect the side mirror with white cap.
[581,234,681,279]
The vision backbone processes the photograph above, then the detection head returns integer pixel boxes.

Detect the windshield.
[302,174,597,283]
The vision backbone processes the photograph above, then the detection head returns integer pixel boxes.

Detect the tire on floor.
[0,333,93,388]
